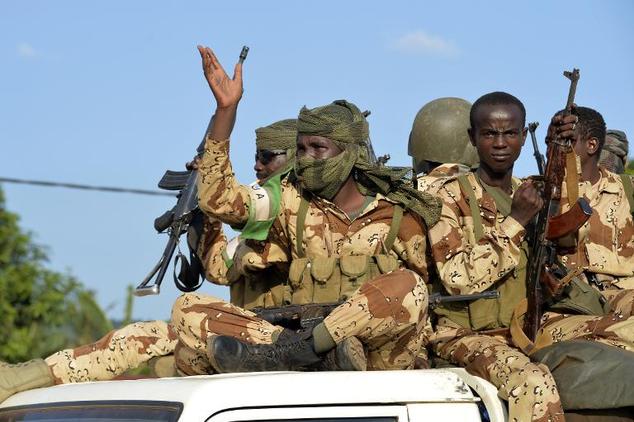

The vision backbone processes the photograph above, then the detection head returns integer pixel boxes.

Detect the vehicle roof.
[1,369,479,413]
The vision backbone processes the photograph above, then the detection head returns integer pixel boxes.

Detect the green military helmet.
[408,97,479,175]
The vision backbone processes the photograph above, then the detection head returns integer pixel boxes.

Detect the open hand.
[197,45,243,109]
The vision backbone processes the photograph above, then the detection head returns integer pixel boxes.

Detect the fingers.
[548,113,578,140]
[233,61,243,82]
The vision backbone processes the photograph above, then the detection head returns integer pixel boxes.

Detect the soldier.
[0,118,297,402]
[427,91,565,422]
[529,107,634,347]
[598,129,628,174]
[170,45,441,375]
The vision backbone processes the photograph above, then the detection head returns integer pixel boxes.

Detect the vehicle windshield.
[0,400,182,422]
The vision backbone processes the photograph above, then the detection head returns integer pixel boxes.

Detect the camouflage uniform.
[425,171,565,422]
[171,136,431,374]
[535,168,634,351]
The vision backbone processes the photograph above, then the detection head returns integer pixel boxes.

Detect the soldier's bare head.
[570,106,606,164]
[468,92,527,176]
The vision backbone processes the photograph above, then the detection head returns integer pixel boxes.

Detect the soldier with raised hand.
[170,45,441,375]
[0,117,297,402]
[427,91,565,422]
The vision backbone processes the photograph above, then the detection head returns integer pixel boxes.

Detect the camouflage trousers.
[601,287,634,317]
[45,321,177,384]
[432,318,564,422]
[171,269,429,375]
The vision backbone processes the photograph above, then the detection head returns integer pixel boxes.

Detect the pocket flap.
[310,256,337,283]
[288,258,309,288]
[340,255,369,278]
[374,255,399,274]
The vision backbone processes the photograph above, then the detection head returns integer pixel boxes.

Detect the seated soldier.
[170,45,441,375]
[0,117,297,402]
[426,91,565,422]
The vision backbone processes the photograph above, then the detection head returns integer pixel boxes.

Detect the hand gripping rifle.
[523,68,593,341]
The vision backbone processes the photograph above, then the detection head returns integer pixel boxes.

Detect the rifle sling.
[565,151,580,209]
[619,174,634,216]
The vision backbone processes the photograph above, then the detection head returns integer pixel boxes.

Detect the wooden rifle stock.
[546,198,592,240]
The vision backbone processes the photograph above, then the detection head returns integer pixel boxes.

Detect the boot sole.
[336,337,367,371]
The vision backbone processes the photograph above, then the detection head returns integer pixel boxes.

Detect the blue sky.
[1,1,633,320]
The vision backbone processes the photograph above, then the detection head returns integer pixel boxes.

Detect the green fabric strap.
[295,195,310,258]
[619,174,634,216]
[240,172,284,241]
[476,175,518,217]
[383,205,403,251]
[457,175,484,242]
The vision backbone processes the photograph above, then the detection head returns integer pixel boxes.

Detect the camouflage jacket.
[426,171,525,296]
[559,168,634,287]
[416,163,472,194]
[197,137,429,279]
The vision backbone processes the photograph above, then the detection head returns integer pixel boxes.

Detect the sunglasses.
[255,149,287,165]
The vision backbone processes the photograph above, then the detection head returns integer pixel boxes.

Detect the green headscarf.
[294,100,441,227]
[255,118,298,151]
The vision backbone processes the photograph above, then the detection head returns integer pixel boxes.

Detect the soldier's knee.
[171,293,196,322]
[518,363,559,399]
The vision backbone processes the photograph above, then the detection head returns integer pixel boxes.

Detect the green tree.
[626,159,634,175]
[0,186,112,362]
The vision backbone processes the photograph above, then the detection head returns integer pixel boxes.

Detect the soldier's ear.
[586,136,599,156]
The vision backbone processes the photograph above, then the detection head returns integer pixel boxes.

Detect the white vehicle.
[0,369,507,421]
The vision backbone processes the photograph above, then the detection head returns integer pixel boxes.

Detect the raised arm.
[195,45,254,227]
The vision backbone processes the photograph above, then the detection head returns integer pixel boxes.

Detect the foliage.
[0,186,112,362]
[626,159,634,176]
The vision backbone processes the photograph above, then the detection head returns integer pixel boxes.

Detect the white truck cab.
[0,369,507,422]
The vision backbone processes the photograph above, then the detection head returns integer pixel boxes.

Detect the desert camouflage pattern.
[537,311,634,352]
[425,173,564,422]
[559,168,634,315]
[45,321,177,384]
[427,171,525,296]
[433,318,563,422]
[198,137,430,283]
[197,217,233,285]
[171,269,429,374]
[416,163,472,194]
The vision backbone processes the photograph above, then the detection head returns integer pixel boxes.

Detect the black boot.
[314,337,367,371]
[207,329,321,373]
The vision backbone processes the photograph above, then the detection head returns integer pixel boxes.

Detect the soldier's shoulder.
[417,163,473,195]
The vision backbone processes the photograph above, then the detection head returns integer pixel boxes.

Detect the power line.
[0,176,176,197]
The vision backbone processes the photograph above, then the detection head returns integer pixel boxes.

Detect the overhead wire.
[0,176,176,197]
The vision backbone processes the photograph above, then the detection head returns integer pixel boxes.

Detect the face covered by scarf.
[294,100,442,228]
[255,118,298,178]
[295,100,369,200]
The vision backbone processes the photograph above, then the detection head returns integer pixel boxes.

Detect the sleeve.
[196,216,234,285]
[427,182,526,295]
[231,217,292,275]
[393,213,430,282]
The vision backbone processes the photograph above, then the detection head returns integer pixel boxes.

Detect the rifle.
[523,68,593,341]
[134,141,206,296]
[254,291,499,329]
[528,122,545,176]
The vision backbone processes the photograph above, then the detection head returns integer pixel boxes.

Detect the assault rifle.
[523,68,593,341]
[134,141,206,296]
[254,291,499,329]
[528,122,545,176]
